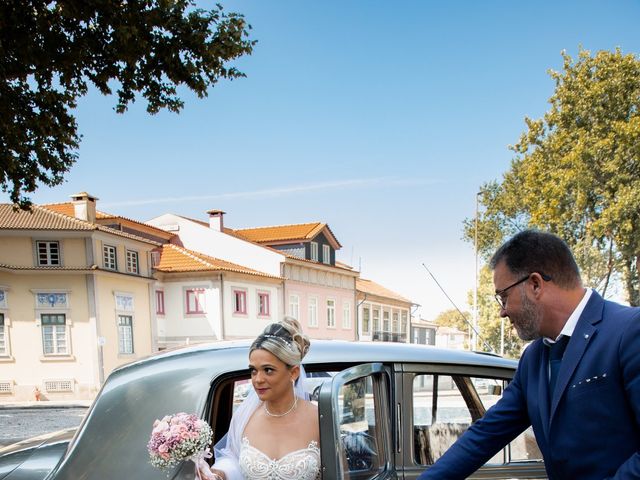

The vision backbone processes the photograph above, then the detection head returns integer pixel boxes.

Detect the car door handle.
[396,402,401,453]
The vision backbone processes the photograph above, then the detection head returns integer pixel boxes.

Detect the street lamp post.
[473,192,480,351]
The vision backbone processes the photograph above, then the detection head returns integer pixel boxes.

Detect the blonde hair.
[250,316,310,366]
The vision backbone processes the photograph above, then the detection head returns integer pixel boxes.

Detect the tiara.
[262,334,299,354]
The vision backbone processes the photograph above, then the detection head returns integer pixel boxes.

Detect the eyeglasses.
[494,272,552,309]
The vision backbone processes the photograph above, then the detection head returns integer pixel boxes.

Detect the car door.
[318,363,398,479]
[399,363,547,479]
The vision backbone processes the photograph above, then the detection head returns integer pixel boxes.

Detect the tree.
[1,0,255,208]
[467,265,526,358]
[464,48,640,305]
[433,308,471,349]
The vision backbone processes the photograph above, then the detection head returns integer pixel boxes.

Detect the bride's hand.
[195,461,225,480]
[210,468,225,480]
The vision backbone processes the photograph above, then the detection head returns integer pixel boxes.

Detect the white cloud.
[101,177,441,208]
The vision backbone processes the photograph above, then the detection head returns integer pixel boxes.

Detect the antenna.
[421,263,495,353]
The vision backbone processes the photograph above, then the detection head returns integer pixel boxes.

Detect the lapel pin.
[584,334,589,339]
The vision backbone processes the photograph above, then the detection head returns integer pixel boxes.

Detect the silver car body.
[0,340,547,479]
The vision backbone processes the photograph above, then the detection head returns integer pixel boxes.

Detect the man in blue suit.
[418,230,640,479]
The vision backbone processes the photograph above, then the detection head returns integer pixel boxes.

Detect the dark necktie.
[549,335,570,397]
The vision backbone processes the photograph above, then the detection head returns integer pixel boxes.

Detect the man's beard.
[510,290,542,341]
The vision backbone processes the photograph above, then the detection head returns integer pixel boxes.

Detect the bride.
[200,317,320,480]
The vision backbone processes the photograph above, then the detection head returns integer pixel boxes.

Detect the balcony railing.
[372,331,407,343]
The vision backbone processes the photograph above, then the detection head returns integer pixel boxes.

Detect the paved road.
[0,408,87,447]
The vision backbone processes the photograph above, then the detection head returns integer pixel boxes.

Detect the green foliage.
[433,308,471,350]
[433,308,470,333]
[467,265,526,358]
[464,48,640,305]
[0,0,255,208]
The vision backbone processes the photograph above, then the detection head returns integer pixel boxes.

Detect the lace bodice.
[238,436,320,480]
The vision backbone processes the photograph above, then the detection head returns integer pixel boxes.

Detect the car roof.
[114,339,517,375]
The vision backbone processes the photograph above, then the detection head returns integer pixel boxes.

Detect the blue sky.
[4,0,640,320]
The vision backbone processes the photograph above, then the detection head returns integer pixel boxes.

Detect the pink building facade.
[282,259,357,340]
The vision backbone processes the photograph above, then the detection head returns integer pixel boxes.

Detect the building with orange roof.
[356,278,417,342]
[0,193,160,401]
[42,202,288,347]
[147,211,359,341]
[152,243,283,347]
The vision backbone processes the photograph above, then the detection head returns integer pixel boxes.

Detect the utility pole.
[472,192,479,351]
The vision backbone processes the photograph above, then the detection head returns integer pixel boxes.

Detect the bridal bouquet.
[148,412,216,478]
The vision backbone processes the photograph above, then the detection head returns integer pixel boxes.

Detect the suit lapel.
[549,292,604,422]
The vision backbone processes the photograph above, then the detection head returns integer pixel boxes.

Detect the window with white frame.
[103,245,117,270]
[36,241,61,266]
[118,315,134,354]
[393,311,399,332]
[186,289,206,314]
[401,311,408,335]
[327,299,336,328]
[289,294,300,320]
[258,292,270,317]
[155,290,165,315]
[343,302,351,329]
[308,297,318,327]
[233,290,247,315]
[373,308,380,332]
[0,313,7,356]
[362,306,371,334]
[383,310,390,332]
[310,242,318,261]
[41,313,68,355]
[323,244,331,265]
[126,250,139,274]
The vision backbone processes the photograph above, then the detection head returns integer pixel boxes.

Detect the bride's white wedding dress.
[238,437,320,480]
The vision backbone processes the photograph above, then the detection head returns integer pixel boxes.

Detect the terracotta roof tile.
[234,222,335,244]
[279,250,358,273]
[356,278,414,304]
[0,263,96,271]
[154,244,281,279]
[41,202,110,219]
[43,203,173,240]
[0,204,160,246]
[97,224,162,246]
[0,204,97,230]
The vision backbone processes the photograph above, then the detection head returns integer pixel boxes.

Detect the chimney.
[206,210,225,231]
[70,192,98,223]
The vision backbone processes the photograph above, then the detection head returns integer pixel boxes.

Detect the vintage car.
[0,340,547,479]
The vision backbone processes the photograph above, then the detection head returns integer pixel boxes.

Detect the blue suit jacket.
[418,292,640,479]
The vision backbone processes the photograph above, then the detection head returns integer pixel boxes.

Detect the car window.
[472,377,542,463]
[229,371,339,406]
[306,370,338,402]
[413,374,474,465]
[336,374,387,479]
[413,374,542,466]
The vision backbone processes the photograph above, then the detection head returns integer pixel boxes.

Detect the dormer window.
[310,242,318,261]
[323,244,331,265]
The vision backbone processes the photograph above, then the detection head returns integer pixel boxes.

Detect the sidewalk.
[0,399,92,410]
